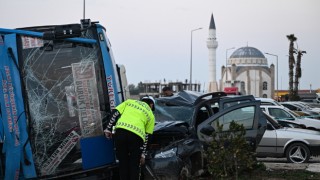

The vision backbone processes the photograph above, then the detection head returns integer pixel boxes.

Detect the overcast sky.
[1,0,320,90]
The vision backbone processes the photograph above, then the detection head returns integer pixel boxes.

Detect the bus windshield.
[18,27,107,175]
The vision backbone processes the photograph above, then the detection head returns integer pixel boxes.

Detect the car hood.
[280,127,320,135]
[154,121,189,132]
[148,121,193,159]
[311,108,320,113]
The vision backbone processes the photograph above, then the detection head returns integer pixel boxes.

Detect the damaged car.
[143,91,267,179]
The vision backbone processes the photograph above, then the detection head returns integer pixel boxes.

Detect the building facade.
[220,46,275,98]
[138,81,201,98]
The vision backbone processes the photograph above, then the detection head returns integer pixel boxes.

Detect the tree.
[286,34,297,101]
[294,50,306,100]
[206,121,257,179]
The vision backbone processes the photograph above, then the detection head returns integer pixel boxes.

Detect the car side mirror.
[200,124,215,136]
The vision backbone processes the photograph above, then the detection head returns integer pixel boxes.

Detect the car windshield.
[154,101,194,124]
[297,102,313,110]
[292,103,307,110]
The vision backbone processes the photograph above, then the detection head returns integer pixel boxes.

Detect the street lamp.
[265,53,279,100]
[225,47,235,86]
[189,27,202,90]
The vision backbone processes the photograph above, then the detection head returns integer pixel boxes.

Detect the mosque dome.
[230,46,265,58]
[228,46,267,66]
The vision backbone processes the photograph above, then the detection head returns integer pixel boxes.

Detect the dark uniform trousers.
[114,128,143,180]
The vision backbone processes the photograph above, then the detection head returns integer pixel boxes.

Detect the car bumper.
[144,155,183,179]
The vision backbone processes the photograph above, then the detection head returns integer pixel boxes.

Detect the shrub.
[205,120,257,179]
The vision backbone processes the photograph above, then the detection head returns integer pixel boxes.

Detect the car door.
[219,96,266,145]
[197,101,266,149]
[256,123,277,156]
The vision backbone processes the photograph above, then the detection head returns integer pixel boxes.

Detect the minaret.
[207,14,218,92]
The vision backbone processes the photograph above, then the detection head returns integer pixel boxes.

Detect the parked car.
[255,97,312,118]
[301,98,318,104]
[143,91,267,179]
[255,97,283,106]
[254,98,314,117]
[294,101,320,113]
[280,101,320,119]
[261,105,320,130]
[256,113,320,163]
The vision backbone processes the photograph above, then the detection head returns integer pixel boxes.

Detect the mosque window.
[263,82,268,90]
[241,81,245,90]
[263,94,267,98]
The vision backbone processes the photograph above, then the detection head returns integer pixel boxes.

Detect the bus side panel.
[96,26,123,109]
[0,34,36,179]
[0,34,18,180]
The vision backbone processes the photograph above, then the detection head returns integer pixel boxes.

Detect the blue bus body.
[0,20,125,179]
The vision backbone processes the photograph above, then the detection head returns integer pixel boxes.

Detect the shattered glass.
[154,103,193,124]
[19,30,107,176]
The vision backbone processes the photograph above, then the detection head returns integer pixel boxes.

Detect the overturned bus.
[0,19,128,179]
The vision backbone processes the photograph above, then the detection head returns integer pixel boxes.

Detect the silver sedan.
[256,113,320,163]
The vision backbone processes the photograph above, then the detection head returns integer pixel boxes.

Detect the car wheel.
[179,159,192,180]
[285,143,310,163]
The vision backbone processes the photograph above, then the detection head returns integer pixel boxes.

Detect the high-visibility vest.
[115,99,155,141]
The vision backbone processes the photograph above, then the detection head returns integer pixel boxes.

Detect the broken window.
[18,30,107,175]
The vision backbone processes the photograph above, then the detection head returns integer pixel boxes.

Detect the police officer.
[104,96,155,180]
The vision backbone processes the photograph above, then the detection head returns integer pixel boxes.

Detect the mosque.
[139,14,275,98]
[207,14,275,98]
[220,46,275,98]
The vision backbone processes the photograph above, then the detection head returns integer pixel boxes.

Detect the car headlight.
[154,148,177,159]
